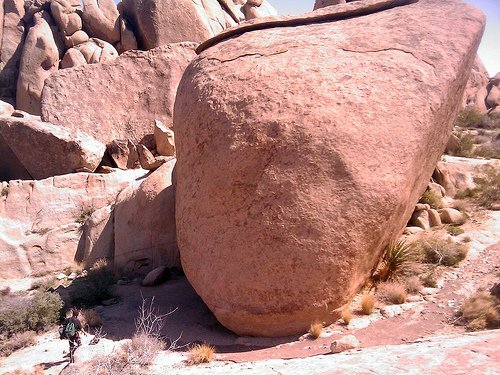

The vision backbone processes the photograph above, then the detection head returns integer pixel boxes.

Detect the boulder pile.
[174,0,485,336]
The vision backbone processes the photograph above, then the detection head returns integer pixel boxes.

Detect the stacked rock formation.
[174,0,485,336]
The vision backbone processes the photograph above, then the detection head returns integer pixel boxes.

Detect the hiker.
[61,308,86,363]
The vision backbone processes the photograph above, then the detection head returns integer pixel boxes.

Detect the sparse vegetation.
[380,239,416,281]
[421,272,438,288]
[75,205,95,225]
[70,259,115,307]
[455,108,499,129]
[187,343,215,365]
[1,186,9,197]
[446,225,465,236]
[450,132,475,157]
[473,165,500,209]
[80,309,102,328]
[30,275,58,291]
[308,321,323,339]
[471,144,500,159]
[419,190,443,209]
[360,294,376,315]
[378,282,407,305]
[459,292,499,331]
[413,236,468,267]
[452,200,471,214]
[341,309,352,325]
[404,276,422,294]
[0,331,36,357]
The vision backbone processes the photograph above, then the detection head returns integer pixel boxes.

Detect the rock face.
[0,169,145,279]
[174,0,485,336]
[41,43,197,144]
[0,0,26,104]
[16,12,60,115]
[81,0,121,44]
[114,161,178,274]
[0,113,105,180]
[120,0,236,50]
[463,56,489,112]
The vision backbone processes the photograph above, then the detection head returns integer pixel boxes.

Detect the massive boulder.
[174,0,485,336]
[41,43,197,145]
[0,0,26,104]
[114,160,178,274]
[0,169,146,279]
[0,112,105,180]
[120,0,236,50]
[16,12,60,115]
[81,0,121,44]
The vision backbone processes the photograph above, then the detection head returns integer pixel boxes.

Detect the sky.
[270,0,499,76]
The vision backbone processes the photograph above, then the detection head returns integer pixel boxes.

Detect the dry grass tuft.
[459,292,499,331]
[187,343,215,365]
[80,309,102,328]
[413,236,468,267]
[404,276,422,294]
[341,309,353,325]
[308,321,323,339]
[378,282,408,305]
[360,294,376,315]
[0,331,36,357]
[419,190,443,209]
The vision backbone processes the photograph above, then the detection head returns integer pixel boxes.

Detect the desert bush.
[70,259,115,307]
[473,165,500,209]
[381,239,416,281]
[452,200,471,214]
[75,205,95,225]
[0,331,36,357]
[308,321,323,339]
[360,294,376,315]
[1,186,9,197]
[459,292,499,331]
[472,144,500,159]
[450,132,475,157]
[378,283,407,305]
[421,272,438,288]
[419,190,443,209]
[462,236,472,243]
[80,309,102,328]
[413,236,468,267]
[446,225,465,236]
[121,332,165,367]
[0,292,63,337]
[404,276,422,294]
[187,343,215,365]
[455,108,494,129]
[341,309,353,324]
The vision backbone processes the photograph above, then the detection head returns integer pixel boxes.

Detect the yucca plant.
[381,239,416,281]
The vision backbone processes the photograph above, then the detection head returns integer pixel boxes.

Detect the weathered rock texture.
[174,0,485,336]
[120,0,237,49]
[16,12,60,115]
[114,160,178,274]
[0,0,26,103]
[41,43,197,144]
[0,113,105,180]
[82,0,121,44]
[0,169,145,279]
[463,56,489,112]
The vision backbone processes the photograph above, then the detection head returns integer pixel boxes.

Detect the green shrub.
[414,236,468,267]
[459,292,499,331]
[419,190,443,209]
[446,225,465,236]
[0,292,63,337]
[70,259,115,307]
[473,165,500,209]
[381,239,417,281]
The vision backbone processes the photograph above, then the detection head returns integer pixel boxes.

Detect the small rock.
[137,144,173,170]
[380,305,404,318]
[439,208,466,225]
[330,335,360,353]
[420,287,439,296]
[142,266,171,286]
[154,120,176,157]
[67,272,77,280]
[407,295,423,303]
[101,298,118,306]
[404,226,424,235]
[347,317,371,330]
[116,279,129,286]
[56,273,66,280]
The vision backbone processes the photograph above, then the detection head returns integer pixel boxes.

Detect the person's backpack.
[60,320,77,338]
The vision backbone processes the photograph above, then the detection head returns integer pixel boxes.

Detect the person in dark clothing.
[62,308,86,363]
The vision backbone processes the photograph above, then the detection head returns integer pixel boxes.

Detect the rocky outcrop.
[81,0,120,44]
[0,0,26,104]
[463,56,489,113]
[0,169,146,279]
[120,0,237,49]
[16,12,60,115]
[174,0,485,336]
[114,161,178,274]
[242,0,277,19]
[154,120,176,157]
[41,43,197,144]
[81,205,114,267]
[314,0,346,11]
[0,112,105,180]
